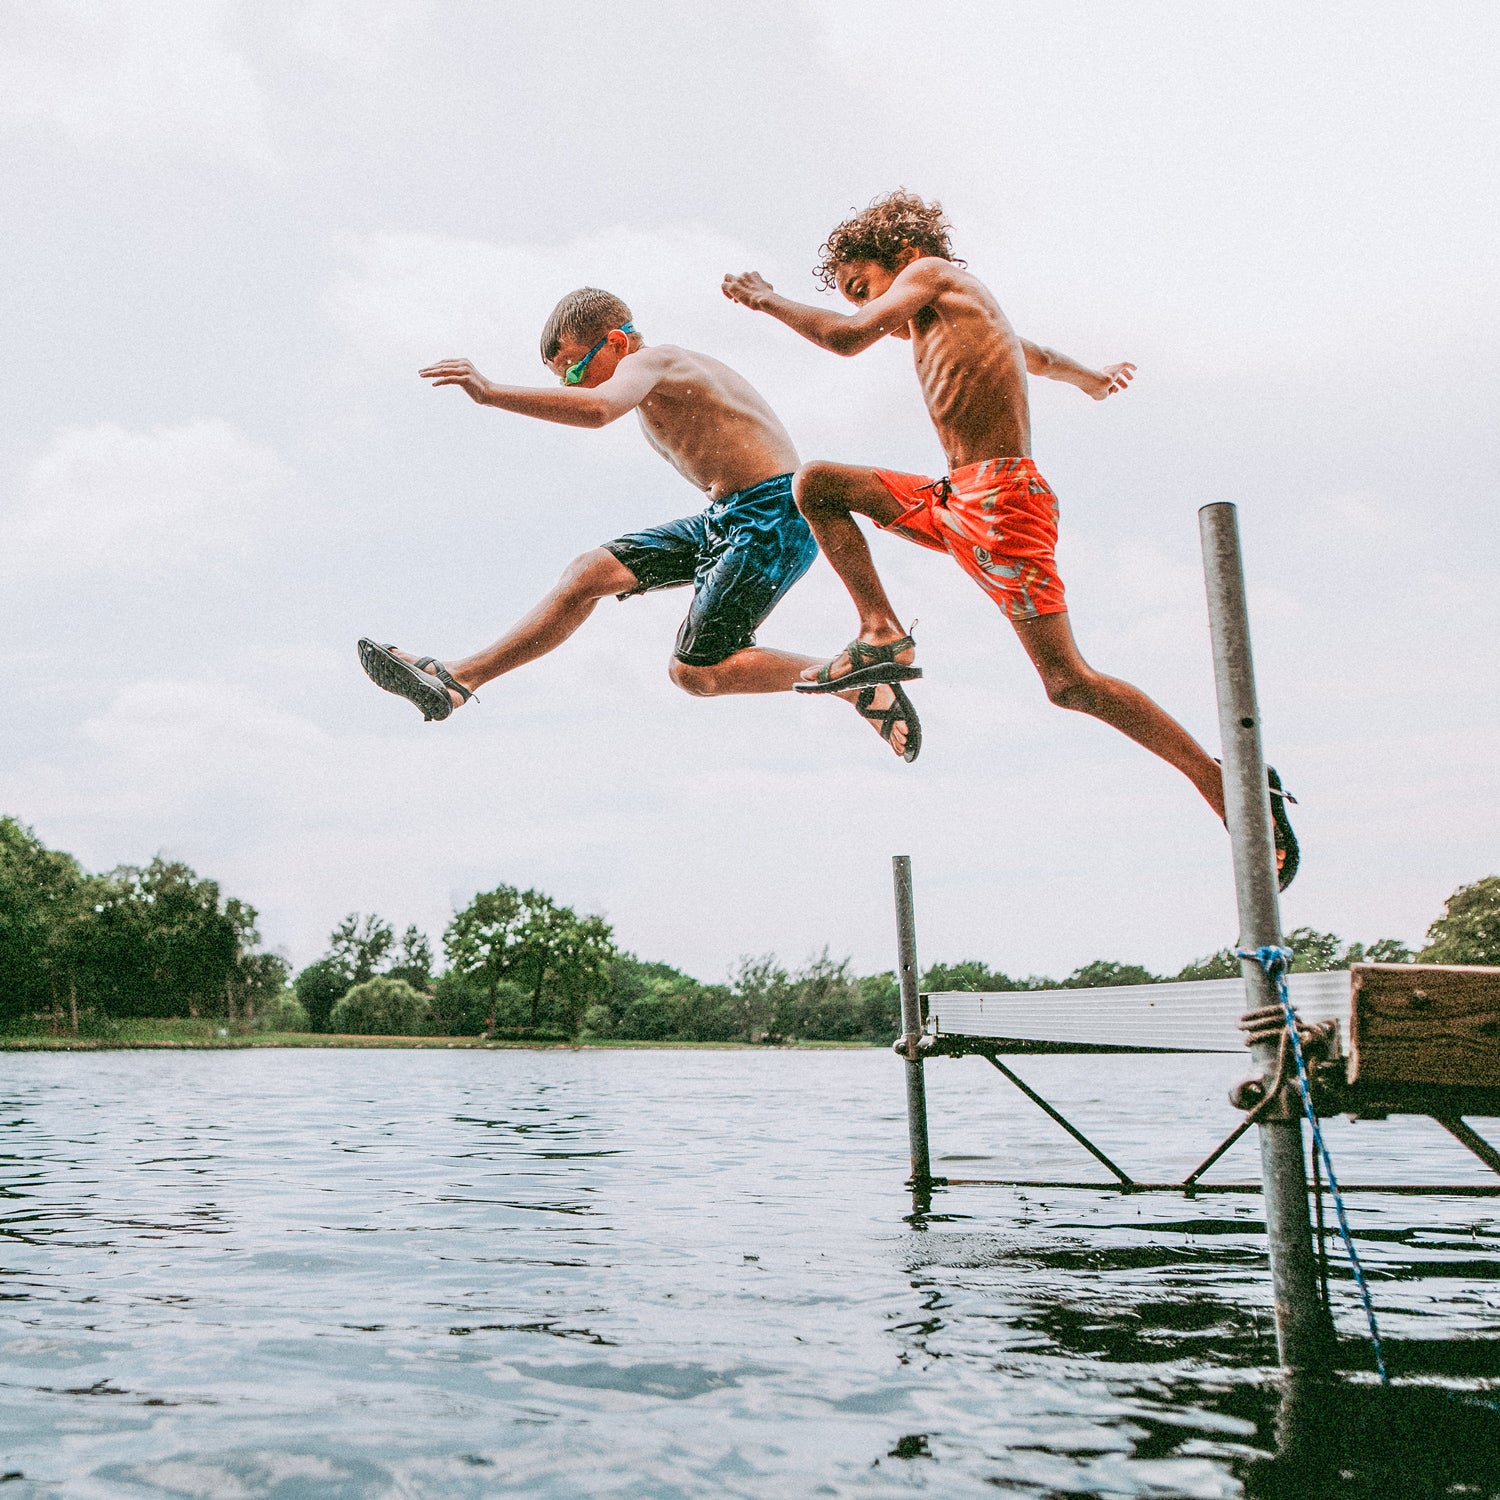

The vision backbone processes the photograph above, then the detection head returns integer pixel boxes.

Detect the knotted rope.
[1237,944,1388,1383]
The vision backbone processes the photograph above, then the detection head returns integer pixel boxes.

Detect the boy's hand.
[419,358,493,402]
[1088,361,1136,401]
[722,271,776,311]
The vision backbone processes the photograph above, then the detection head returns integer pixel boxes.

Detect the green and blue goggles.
[562,322,636,385]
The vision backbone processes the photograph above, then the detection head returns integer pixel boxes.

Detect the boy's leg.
[669,647,821,695]
[1013,611,1225,818]
[792,462,918,675]
[664,472,916,756]
[669,649,914,759]
[387,547,638,709]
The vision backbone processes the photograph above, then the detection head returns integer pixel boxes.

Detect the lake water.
[2,1048,1498,1499]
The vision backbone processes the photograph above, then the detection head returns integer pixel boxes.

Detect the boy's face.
[546,329,629,388]
[834,252,919,339]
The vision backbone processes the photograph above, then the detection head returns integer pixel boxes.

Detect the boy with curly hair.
[723,191,1297,885]
[357,287,925,760]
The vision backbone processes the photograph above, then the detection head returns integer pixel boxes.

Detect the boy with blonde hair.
[360,286,926,758]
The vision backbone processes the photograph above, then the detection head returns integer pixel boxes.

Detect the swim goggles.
[562,323,636,386]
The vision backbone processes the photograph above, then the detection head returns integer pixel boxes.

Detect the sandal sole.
[357,639,453,722]
[793,663,923,695]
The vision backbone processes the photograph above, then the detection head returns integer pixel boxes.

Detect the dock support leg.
[893,855,933,1191]
[1201,503,1336,1373]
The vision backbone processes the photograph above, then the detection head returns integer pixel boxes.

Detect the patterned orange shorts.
[875,457,1067,623]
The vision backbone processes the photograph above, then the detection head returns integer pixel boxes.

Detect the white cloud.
[276,0,436,74]
[322,223,931,469]
[325,223,772,371]
[0,1,274,167]
[2,421,291,579]
[78,679,327,796]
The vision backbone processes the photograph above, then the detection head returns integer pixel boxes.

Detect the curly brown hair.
[814,190,964,290]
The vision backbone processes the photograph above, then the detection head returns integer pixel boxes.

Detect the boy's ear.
[607,328,632,353]
[895,244,924,270]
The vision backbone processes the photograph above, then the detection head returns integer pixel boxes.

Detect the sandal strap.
[855,686,905,741]
[846,632,916,671]
[415,657,473,703]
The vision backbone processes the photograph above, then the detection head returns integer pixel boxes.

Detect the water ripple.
[0,1049,1495,1497]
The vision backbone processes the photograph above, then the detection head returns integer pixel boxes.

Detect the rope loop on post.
[1236,944,1389,1383]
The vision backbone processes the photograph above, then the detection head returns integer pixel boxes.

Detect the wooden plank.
[925,971,1351,1053]
[1348,962,1500,1090]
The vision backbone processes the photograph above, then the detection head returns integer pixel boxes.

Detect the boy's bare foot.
[840,680,921,762]
[794,628,921,694]
[357,639,474,723]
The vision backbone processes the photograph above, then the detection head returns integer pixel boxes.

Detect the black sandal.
[855,682,922,763]
[1267,765,1300,892]
[358,639,474,723]
[794,627,922,695]
[1215,758,1300,891]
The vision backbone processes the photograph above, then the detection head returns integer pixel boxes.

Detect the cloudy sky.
[3,2,1496,984]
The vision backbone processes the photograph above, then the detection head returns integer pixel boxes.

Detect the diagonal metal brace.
[983,1055,1135,1187]
[1435,1117,1500,1177]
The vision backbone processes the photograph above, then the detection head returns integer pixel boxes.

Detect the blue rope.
[1237,944,1389,1384]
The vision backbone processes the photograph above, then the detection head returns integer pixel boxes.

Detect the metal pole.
[1199,502,1335,1371]
[892,855,932,1186]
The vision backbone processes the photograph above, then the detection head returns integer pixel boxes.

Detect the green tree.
[430,972,527,1034]
[1344,937,1414,965]
[600,955,737,1042]
[445,885,615,1035]
[255,990,309,1032]
[237,950,292,1022]
[387,926,434,992]
[728,955,790,1042]
[1064,959,1159,988]
[0,817,93,1026]
[660,979,737,1042]
[296,912,404,1031]
[1285,926,1347,972]
[1173,949,1240,981]
[444,886,532,1031]
[329,975,432,1035]
[327,913,395,985]
[80,859,245,1018]
[858,971,902,1043]
[782,951,863,1041]
[294,958,350,1032]
[1419,876,1500,965]
[529,906,615,1034]
[921,960,1018,992]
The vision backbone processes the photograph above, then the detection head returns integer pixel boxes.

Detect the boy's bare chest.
[637,387,723,453]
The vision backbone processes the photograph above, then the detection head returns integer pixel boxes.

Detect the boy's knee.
[668,658,723,696]
[560,547,619,599]
[1044,671,1099,713]
[792,461,843,517]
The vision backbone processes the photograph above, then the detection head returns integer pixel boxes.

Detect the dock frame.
[892,502,1500,1374]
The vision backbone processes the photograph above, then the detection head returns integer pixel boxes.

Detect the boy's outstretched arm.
[721,262,945,356]
[1021,340,1136,401]
[418,350,665,429]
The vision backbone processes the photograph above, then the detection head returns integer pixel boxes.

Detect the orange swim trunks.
[875,457,1067,622]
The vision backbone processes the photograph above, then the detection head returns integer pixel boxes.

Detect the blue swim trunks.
[602,473,818,667]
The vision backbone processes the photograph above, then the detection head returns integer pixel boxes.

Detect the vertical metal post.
[1200,503,1334,1371]
[892,855,932,1187]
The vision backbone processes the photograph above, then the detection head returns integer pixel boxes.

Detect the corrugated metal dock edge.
[924,970,1353,1054]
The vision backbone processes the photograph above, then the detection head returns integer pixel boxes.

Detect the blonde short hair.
[540,288,634,362]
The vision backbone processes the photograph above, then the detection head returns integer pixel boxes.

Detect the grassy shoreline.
[0,1022,876,1052]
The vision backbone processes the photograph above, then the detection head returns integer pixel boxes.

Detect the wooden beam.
[1349,962,1500,1091]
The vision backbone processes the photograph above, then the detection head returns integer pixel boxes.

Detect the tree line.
[3,815,1497,1042]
